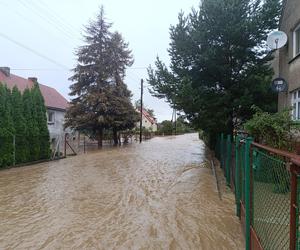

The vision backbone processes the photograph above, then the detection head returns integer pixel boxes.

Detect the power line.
[0,32,70,70]
[37,0,84,34]
[0,1,77,49]
[16,0,78,42]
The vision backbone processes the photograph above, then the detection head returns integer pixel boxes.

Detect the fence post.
[296,175,300,250]
[235,135,241,217]
[220,133,224,169]
[13,135,16,166]
[83,136,86,154]
[245,137,253,250]
[226,134,231,186]
[290,161,300,250]
[64,133,67,158]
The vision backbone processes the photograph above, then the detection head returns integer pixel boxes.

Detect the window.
[47,111,55,124]
[291,90,300,120]
[293,25,300,57]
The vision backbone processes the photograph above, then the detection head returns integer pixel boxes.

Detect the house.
[277,0,300,120]
[136,108,158,132]
[0,67,69,149]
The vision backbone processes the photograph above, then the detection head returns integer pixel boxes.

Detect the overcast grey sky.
[0,0,199,121]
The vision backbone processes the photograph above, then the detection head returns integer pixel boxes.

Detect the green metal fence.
[217,133,300,250]
[252,147,290,250]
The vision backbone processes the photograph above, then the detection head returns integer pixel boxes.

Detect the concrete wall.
[278,0,300,110]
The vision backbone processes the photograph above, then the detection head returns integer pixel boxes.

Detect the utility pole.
[139,79,143,143]
[174,109,177,136]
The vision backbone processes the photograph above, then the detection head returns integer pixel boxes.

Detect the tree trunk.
[97,128,103,148]
[113,128,118,146]
[118,133,121,145]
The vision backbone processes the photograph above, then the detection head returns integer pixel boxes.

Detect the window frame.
[47,110,55,124]
[291,89,300,120]
[293,23,300,58]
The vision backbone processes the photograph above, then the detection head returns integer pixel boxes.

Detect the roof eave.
[46,106,67,112]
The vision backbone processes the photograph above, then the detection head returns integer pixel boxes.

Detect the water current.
[0,133,244,249]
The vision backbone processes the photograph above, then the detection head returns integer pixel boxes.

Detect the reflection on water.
[0,133,244,249]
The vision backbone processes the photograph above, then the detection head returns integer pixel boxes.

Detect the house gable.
[0,68,68,111]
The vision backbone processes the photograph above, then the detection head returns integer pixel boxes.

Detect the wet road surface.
[0,133,244,249]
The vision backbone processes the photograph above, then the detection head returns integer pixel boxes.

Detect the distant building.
[0,67,69,149]
[136,108,158,132]
[277,0,300,120]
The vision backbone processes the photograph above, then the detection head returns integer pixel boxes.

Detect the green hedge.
[0,83,50,168]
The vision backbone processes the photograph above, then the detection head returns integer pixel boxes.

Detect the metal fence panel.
[252,148,290,250]
[220,134,298,249]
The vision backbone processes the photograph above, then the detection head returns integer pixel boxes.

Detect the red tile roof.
[0,71,68,110]
[137,108,157,124]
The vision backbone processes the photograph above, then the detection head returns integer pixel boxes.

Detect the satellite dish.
[271,77,288,92]
[267,31,288,50]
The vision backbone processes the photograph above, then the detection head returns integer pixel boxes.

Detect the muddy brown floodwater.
[0,133,244,250]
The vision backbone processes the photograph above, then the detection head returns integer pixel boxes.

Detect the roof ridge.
[0,70,68,110]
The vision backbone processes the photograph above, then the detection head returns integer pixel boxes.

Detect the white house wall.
[47,108,66,138]
[136,117,158,132]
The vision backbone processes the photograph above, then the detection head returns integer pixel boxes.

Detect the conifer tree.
[32,84,50,159]
[23,88,39,161]
[0,84,14,167]
[107,31,138,144]
[65,6,137,147]
[109,83,138,144]
[11,86,27,163]
[148,0,282,147]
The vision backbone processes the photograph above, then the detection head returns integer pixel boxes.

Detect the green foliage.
[65,6,137,146]
[0,82,50,168]
[244,106,298,150]
[158,120,173,135]
[147,0,282,147]
[32,84,50,159]
[23,88,39,161]
[0,84,14,167]
[157,117,193,135]
[11,86,27,163]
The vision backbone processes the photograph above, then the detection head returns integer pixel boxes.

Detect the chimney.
[0,67,10,77]
[28,77,38,82]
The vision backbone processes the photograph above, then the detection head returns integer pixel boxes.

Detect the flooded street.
[0,133,244,250]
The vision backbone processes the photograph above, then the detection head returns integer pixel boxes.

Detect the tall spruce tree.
[108,32,138,144]
[0,84,14,167]
[148,0,282,147]
[65,6,137,147]
[11,86,27,163]
[32,83,50,159]
[108,83,138,145]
